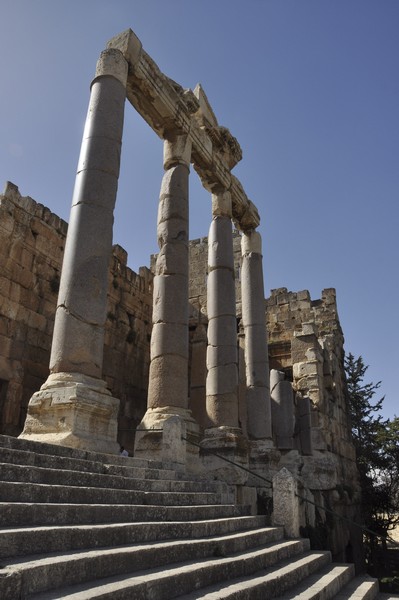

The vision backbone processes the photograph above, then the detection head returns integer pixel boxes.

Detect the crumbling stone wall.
[0,183,152,447]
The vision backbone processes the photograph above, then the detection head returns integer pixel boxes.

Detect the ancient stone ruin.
[0,28,362,566]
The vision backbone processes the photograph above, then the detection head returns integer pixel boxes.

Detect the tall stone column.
[201,189,248,483]
[20,48,128,453]
[206,190,239,428]
[134,132,199,468]
[241,230,272,440]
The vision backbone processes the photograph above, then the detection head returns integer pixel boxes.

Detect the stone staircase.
[0,434,382,599]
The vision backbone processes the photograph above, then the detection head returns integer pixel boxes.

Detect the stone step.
[2,537,312,599]
[174,551,334,600]
[25,540,324,600]
[0,461,225,494]
[269,563,355,600]
[0,434,158,468]
[0,501,250,527]
[0,516,270,559]
[0,445,177,481]
[0,480,221,505]
[334,576,380,600]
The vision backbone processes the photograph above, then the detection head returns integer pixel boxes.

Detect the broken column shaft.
[241,230,272,440]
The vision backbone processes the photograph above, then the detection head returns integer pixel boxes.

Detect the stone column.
[20,48,128,453]
[241,230,272,440]
[270,369,295,449]
[201,189,248,483]
[206,189,238,429]
[134,132,199,468]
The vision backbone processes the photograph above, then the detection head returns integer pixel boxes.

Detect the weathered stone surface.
[150,322,188,360]
[152,274,188,324]
[272,467,300,538]
[147,355,188,409]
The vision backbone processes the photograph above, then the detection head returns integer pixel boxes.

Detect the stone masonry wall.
[0,182,152,450]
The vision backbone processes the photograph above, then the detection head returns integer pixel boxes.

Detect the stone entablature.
[107,30,259,232]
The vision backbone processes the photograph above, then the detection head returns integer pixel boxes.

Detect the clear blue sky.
[1,0,398,419]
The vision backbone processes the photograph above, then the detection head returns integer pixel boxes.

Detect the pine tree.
[345,353,399,586]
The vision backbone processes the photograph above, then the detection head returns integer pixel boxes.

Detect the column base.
[19,372,120,454]
[134,406,201,473]
[200,426,249,485]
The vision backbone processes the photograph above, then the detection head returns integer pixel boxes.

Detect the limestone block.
[206,393,239,428]
[246,360,270,388]
[162,415,186,467]
[206,344,237,370]
[0,335,12,357]
[0,210,15,235]
[155,243,188,276]
[208,217,234,268]
[244,324,268,365]
[241,231,262,256]
[49,308,104,379]
[150,322,188,359]
[241,252,264,293]
[147,355,188,409]
[20,372,120,454]
[158,188,188,223]
[301,453,338,490]
[77,135,122,183]
[311,427,328,450]
[272,468,300,538]
[157,217,188,247]
[206,363,238,396]
[206,269,235,319]
[159,163,189,198]
[297,395,313,456]
[0,297,20,320]
[95,48,128,87]
[211,191,232,218]
[206,315,236,346]
[152,274,188,324]
[9,262,33,289]
[107,28,143,67]
[27,311,47,332]
[293,360,320,378]
[163,135,192,169]
[246,386,270,440]
[58,208,114,323]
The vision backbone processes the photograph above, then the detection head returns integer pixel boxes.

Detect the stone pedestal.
[20,48,128,452]
[200,426,249,485]
[21,373,119,453]
[272,467,300,538]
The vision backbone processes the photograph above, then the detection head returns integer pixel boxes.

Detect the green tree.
[345,353,399,586]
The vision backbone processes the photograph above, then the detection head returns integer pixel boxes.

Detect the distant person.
[119,445,128,457]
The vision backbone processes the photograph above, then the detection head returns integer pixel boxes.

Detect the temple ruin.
[0,28,361,564]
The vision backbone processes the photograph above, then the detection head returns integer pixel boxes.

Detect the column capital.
[241,229,262,256]
[163,132,192,169]
[94,48,128,88]
[211,188,232,218]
